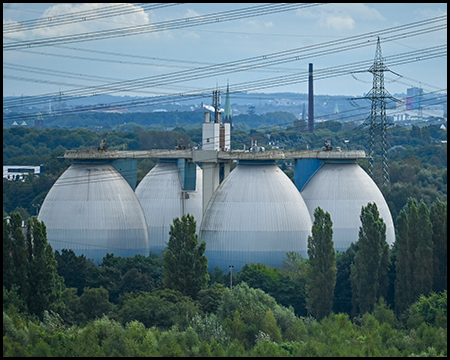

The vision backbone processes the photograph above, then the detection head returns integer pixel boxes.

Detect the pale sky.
[3,3,447,103]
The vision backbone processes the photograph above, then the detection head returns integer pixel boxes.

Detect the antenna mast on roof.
[212,87,221,123]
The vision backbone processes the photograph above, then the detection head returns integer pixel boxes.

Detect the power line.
[3,33,446,110]
[3,3,182,33]
[4,90,445,151]
[3,3,324,50]
[7,43,315,73]
[232,91,446,134]
[3,39,446,111]
[4,91,446,189]
[4,45,213,70]
[3,45,446,118]
[3,62,125,82]
[3,16,445,107]
[7,102,446,189]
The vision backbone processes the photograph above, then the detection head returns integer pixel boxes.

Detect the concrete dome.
[199,162,312,271]
[38,162,149,264]
[300,161,395,251]
[135,161,203,256]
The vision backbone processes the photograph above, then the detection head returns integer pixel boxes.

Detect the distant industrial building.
[3,165,41,181]
[388,87,445,122]
[388,105,445,122]
[406,87,423,110]
[39,87,395,271]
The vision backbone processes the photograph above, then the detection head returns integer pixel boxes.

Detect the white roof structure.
[135,161,203,257]
[200,162,312,271]
[38,162,149,264]
[301,161,395,251]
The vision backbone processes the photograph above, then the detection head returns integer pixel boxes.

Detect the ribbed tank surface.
[200,163,312,271]
[38,162,149,264]
[301,161,395,251]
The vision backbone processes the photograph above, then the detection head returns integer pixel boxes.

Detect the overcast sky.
[3,3,447,101]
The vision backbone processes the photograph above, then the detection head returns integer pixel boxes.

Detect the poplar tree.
[3,213,29,311]
[415,200,433,297]
[26,217,63,318]
[306,207,336,321]
[430,199,447,293]
[351,203,390,315]
[394,209,412,317]
[406,199,420,293]
[163,214,209,299]
[4,214,62,317]
[395,198,436,317]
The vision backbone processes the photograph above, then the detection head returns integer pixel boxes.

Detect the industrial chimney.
[308,63,314,133]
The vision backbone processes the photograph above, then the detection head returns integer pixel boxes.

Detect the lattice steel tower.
[362,37,395,189]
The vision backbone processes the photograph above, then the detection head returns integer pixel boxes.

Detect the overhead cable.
[3,15,446,109]
[3,4,181,33]
[3,3,323,50]
[3,44,446,115]
[6,91,445,188]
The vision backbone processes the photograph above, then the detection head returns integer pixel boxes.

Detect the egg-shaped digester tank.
[300,160,395,251]
[199,161,313,272]
[135,160,203,257]
[38,162,149,264]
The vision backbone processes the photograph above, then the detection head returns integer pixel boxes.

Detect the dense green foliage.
[3,113,447,356]
[4,200,447,356]
[163,214,209,299]
[306,207,336,320]
[351,203,390,315]
[3,215,63,319]
[25,217,64,317]
[3,288,447,356]
[430,199,447,293]
[3,118,446,221]
[394,198,441,318]
[235,262,307,317]
[333,242,358,315]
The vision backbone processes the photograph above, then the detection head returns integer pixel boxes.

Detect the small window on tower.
[207,138,210,142]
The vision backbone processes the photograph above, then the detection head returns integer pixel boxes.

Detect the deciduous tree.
[333,242,358,315]
[26,217,64,318]
[415,200,433,296]
[395,198,436,317]
[3,213,29,311]
[430,199,447,293]
[55,249,99,296]
[163,214,209,299]
[394,208,412,317]
[306,207,336,321]
[79,286,114,321]
[351,203,390,315]
[197,283,227,314]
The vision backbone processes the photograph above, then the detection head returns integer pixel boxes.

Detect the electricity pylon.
[356,37,399,189]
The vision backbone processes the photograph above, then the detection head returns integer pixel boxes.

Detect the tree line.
[3,196,447,356]
[3,122,446,224]
[3,115,447,356]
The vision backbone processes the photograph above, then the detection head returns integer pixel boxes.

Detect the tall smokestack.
[308,63,314,133]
